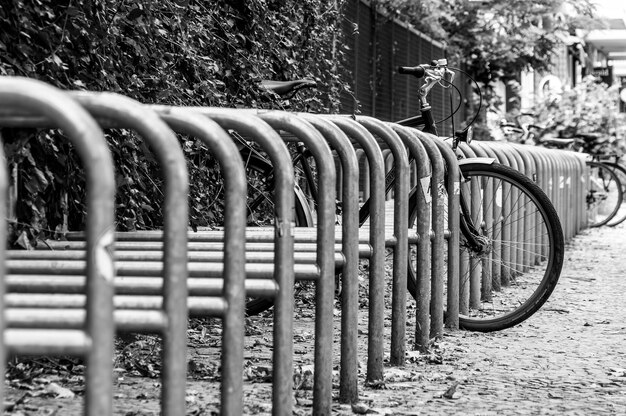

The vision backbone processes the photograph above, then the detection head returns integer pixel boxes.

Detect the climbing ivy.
[0,0,349,245]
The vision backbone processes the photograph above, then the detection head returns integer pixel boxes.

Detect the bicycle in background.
[500,115,626,227]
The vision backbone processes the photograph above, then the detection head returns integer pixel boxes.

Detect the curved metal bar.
[301,114,360,404]
[458,142,478,158]
[503,143,536,273]
[429,137,460,330]
[486,144,524,275]
[0,77,116,415]
[252,111,336,415]
[152,108,247,416]
[502,143,541,270]
[456,143,480,314]
[390,125,432,351]
[175,108,296,414]
[356,117,410,365]
[402,129,446,341]
[70,92,189,416]
[0,107,8,408]
[471,142,517,287]
[327,116,386,382]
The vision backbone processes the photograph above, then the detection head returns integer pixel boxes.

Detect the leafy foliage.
[0,0,349,243]
[374,0,600,137]
[376,0,597,86]
[531,76,626,155]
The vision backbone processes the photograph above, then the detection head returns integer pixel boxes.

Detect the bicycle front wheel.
[408,162,565,332]
[586,161,623,227]
[604,161,626,227]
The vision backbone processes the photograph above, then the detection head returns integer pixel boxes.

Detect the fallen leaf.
[442,382,460,399]
[46,382,75,398]
[351,402,372,414]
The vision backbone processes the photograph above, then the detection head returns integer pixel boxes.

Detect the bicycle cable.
[431,79,463,125]
[449,66,483,131]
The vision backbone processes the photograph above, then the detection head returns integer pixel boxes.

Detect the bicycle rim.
[586,161,623,227]
[408,162,565,332]
[603,162,626,227]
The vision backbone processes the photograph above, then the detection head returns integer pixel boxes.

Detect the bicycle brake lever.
[443,68,455,84]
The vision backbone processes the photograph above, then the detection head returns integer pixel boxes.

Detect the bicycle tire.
[241,151,315,316]
[407,162,565,332]
[586,161,623,227]
[602,162,626,227]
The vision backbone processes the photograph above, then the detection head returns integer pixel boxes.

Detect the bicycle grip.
[398,65,426,78]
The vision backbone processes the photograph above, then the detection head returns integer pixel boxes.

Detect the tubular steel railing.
[0,77,116,415]
[0,79,592,416]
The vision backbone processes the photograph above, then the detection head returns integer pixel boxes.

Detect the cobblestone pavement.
[4,224,626,415]
[347,223,626,416]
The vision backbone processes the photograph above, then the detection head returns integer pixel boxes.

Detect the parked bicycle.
[500,116,626,227]
[241,60,565,332]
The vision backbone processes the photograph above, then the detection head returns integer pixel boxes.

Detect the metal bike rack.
[257,111,336,415]
[430,135,461,330]
[0,92,9,408]
[302,115,361,404]
[2,78,596,415]
[0,77,116,415]
[456,143,487,310]
[150,108,247,415]
[479,143,525,276]
[476,141,588,237]
[404,129,447,339]
[390,125,433,350]
[50,106,294,414]
[4,92,192,415]
[328,116,387,383]
[356,117,410,365]
[74,93,190,416]
[179,108,297,415]
[153,107,338,415]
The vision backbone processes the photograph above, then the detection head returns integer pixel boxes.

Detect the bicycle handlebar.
[398,65,426,78]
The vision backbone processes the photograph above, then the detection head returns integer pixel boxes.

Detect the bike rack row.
[458,141,588,240]
[0,77,589,415]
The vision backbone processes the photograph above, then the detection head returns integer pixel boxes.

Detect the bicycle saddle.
[538,136,575,147]
[575,132,605,142]
[259,79,317,96]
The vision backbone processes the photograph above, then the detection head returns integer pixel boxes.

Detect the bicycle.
[500,116,625,228]
[242,60,565,332]
[565,134,626,228]
[595,155,626,227]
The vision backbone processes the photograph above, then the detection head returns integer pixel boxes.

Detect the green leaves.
[533,76,626,155]
[1,0,349,242]
[376,0,594,84]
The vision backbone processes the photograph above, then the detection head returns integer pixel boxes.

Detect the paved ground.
[4,223,626,415]
[350,223,626,415]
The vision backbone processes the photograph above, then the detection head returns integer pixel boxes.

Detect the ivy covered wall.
[0,0,349,244]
